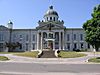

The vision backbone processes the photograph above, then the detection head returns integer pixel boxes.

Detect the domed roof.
[44,6,58,16]
[8,20,13,24]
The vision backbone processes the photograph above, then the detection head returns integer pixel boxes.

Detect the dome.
[8,20,13,24]
[44,6,58,16]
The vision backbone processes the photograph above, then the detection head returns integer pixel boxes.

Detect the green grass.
[58,51,87,58]
[88,57,100,63]
[0,52,23,54]
[0,56,9,61]
[14,51,38,58]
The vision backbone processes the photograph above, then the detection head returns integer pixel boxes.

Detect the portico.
[36,30,65,50]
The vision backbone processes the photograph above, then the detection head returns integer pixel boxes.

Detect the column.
[41,32,43,50]
[62,32,65,50]
[53,32,55,50]
[59,32,61,50]
[37,32,39,50]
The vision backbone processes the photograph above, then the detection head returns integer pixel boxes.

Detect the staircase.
[40,51,56,58]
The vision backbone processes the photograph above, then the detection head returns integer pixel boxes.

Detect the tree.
[5,42,21,52]
[83,5,100,51]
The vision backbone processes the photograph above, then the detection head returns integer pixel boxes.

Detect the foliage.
[0,56,9,61]
[83,5,100,51]
[88,57,100,63]
[58,51,87,58]
[5,42,21,52]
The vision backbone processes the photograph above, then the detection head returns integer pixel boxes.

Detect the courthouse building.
[0,6,90,52]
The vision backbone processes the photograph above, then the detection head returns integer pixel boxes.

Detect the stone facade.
[0,6,90,52]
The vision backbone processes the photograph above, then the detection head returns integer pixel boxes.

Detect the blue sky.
[0,0,99,29]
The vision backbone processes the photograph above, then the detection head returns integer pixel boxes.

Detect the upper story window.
[49,33,53,38]
[26,34,28,41]
[67,34,70,41]
[73,34,76,40]
[19,35,23,41]
[80,34,83,41]
[50,17,52,21]
[33,34,35,41]
[47,17,48,21]
[0,33,4,41]
[54,17,55,21]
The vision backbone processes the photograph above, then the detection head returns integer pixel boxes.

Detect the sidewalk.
[1,52,100,64]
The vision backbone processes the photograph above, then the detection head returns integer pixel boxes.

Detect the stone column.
[62,32,65,50]
[41,32,43,50]
[53,32,55,50]
[37,32,39,50]
[59,32,61,50]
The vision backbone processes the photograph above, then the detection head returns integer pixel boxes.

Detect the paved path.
[0,52,100,75]
[0,52,100,64]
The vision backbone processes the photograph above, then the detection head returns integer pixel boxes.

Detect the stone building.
[0,6,90,52]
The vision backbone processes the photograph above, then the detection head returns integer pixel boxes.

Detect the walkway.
[0,52,100,64]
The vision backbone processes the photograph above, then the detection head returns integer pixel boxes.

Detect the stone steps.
[40,51,56,58]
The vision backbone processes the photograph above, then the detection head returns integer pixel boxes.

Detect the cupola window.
[50,17,52,21]
[54,17,55,21]
[47,17,48,21]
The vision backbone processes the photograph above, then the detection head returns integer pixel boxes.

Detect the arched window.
[54,17,55,21]
[50,17,52,20]
[47,17,48,21]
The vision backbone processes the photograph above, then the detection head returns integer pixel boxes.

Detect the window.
[80,43,83,48]
[67,43,70,50]
[26,43,28,51]
[73,34,76,40]
[0,34,4,41]
[0,43,3,51]
[19,35,23,41]
[33,34,35,41]
[32,43,35,50]
[47,17,48,21]
[49,33,53,38]
[54,17,55,21]
[50,17,52,20]
[80,34,83,41]
[26,34,28,41]
[74,43,77,49]
[19,43,22,49]
[67,34,70,41]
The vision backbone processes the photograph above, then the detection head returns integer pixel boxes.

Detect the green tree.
[83,5,100,51]
[5,42,21,52]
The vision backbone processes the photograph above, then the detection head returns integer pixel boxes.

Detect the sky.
[0,0,99,29]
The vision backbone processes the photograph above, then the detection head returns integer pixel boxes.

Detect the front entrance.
[48,41,53,50]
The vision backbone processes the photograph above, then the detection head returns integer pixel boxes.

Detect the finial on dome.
[49,6,53,9]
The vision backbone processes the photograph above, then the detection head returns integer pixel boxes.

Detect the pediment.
[36,23,65,30]
[0,25,9,31]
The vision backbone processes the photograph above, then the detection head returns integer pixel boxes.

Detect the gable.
[36,23,66,30]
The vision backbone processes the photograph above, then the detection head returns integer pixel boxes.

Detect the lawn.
[14,51,39,58]
[0,52,23,54]
[58,51,87,58]
[88,57,100,63]
[0,56,9,61]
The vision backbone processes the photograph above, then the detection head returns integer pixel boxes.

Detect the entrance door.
[48,41,53,50]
